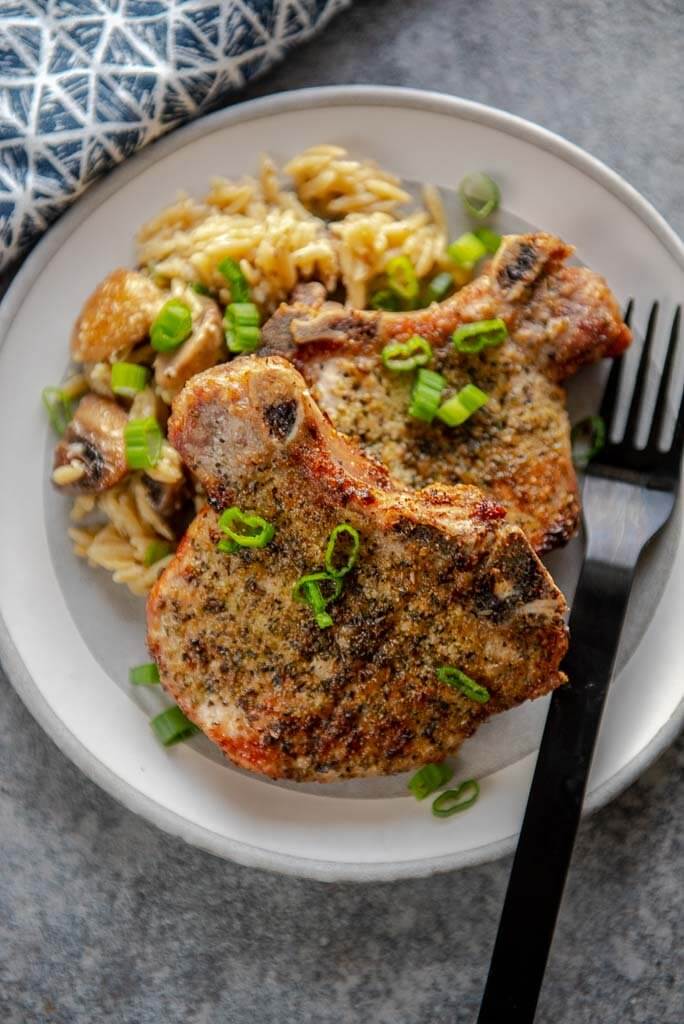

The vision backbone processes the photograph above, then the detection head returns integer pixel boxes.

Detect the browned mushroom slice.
[130,473,193,540]
[71,269,165,363]
[52,394,128,492]
[141,473,188,519]
[153,299,225,401]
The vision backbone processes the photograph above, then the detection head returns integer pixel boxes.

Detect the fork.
[477,301,683,1023]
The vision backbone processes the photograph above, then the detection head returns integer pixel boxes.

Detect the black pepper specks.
[264,399,298,439]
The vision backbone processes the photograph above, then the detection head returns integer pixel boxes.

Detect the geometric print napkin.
[0,0,350,272]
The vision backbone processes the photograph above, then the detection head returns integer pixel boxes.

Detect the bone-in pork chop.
[262,233,631,552]
[147,355,568,783]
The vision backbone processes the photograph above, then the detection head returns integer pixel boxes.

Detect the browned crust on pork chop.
[261,233,631,553]
[147,356,568,783]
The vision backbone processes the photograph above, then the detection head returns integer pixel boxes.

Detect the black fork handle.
[477,558,635,1023]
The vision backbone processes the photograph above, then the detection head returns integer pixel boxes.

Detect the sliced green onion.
[459,172,500,220]
[224,301,261,354]
[124,416,163,470]
[409,368,445,423]
[218,506,274,548]
[130,662,160,685]
[150,298,193,352]
[143,540,172,566]
[426,271,454,303]
[437,666,491,703]
[407,762,454,800]
[218,257,250,302]
[150,706,199,747]
[381,335,433,372]
[386,255,419,301]
[111,361,149,397]
[325,523,360,579]
[42,386,73,435]
[217,537,239,554]
[474,227,502,254]
[452,318,507,354]
[191,281,210,296]
[571,415,606,469]
[432,779,480,817]
[370,288,401,311]
[293,571,343,629]
[447,232,488,271]
[436,384,489,427]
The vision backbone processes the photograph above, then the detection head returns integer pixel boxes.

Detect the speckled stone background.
[2,2,683,1022]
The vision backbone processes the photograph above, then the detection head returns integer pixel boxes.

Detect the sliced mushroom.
[154,299,226,402]
[52,394,128,493]
[134,473,194,539]
[71,269,165,364]
[141,473,188,519]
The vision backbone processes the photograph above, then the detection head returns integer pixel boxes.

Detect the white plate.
[1,87,683,882]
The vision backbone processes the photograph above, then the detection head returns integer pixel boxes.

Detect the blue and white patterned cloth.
[0,0,349,272]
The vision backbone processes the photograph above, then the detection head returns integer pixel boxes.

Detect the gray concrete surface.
[2,1,683,1021]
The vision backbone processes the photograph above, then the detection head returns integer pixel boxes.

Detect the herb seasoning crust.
[147,356,568,783]
[261,233,631,553]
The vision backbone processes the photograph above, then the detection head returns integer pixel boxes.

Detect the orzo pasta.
[49,146,461,595]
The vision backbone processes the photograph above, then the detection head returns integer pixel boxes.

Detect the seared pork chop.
[147,355,568,783]
[262,233,631,552]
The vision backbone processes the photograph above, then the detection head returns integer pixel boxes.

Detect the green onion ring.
[324,523,361,578]
[150,706,199,746]
[130,663,160,685]
[293,571,343,629]
[474,227,502,254]
[447,232,488,270]
[452,318,508,354]
[381,335,433,372]
[437,666,491,703]
[150,298,193,352]
[224,301,261,354]
[432,779,480,817]
[41,386,74,436]
[407,762,454,800]
[124,417,163,470]
[217,538,239,554]
[218,258,251,303]
[459,172,500,220]
[111,362,149,398]
[218,506,275,548]
[386,255,419,301]
[409,368,446,423]
[436,384,489,427]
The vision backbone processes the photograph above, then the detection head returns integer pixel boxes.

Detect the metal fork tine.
[599,300,633,430]
[623,302,658,441]
[669,340,684,459]
[598,359,623,430]
[671,387,684,456]
[647,306,681,450]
